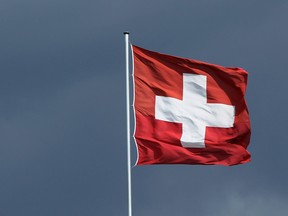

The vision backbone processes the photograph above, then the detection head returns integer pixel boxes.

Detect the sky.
[0,0,288,215]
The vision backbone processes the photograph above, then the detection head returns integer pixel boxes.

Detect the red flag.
[132,45,251,166]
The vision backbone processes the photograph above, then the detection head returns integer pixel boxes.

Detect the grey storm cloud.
[0,0,288,215]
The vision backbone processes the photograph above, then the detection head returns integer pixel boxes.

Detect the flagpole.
[124,31,132,216]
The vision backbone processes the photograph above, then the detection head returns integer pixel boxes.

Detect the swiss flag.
[132,45,251,166]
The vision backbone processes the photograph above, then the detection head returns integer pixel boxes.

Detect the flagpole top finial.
[123,31,130,35]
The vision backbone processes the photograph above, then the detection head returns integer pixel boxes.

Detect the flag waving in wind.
[132,45,251,166]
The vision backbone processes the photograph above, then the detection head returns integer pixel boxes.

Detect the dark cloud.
[0,0,287,215]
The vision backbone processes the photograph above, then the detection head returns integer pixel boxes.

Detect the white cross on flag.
[132,45,251,166]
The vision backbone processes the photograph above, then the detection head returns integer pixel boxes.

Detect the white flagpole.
[124,31,132,216]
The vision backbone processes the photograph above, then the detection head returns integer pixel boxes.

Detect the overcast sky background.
[1,0,287,215]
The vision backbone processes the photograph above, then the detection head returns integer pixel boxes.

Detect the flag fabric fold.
[132,45,251,166]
